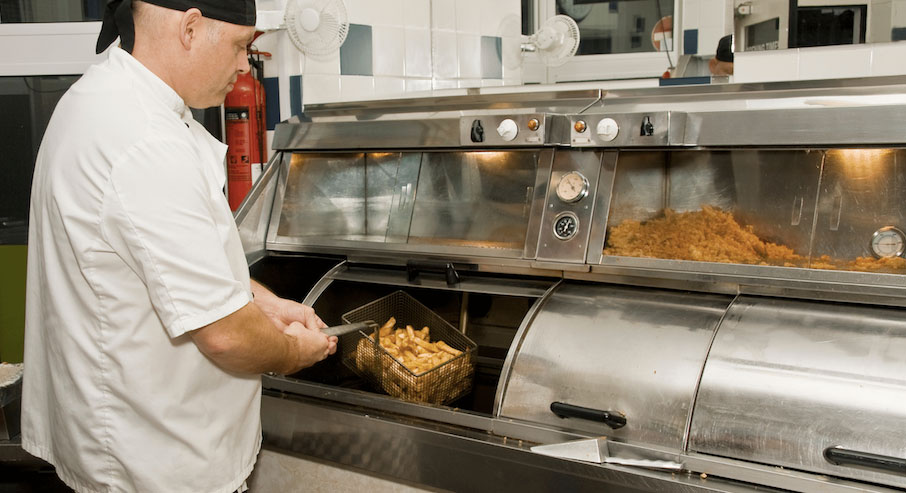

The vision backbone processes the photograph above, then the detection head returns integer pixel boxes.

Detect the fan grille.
[285,0,350,57]
[534,14,580,67]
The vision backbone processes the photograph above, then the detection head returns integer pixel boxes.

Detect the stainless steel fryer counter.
[239,77,906,493]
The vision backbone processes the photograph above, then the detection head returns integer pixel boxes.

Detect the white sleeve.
[102,135,249,338]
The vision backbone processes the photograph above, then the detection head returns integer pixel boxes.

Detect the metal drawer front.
[690,296,906,489]
[498,282,731,449]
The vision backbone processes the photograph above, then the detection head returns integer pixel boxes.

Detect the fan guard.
[284,0,350,57]
[528,15,580,67]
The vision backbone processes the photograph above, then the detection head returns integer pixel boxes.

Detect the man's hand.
[282,321,337,373]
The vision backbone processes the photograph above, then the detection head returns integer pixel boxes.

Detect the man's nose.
[238,52,250,74]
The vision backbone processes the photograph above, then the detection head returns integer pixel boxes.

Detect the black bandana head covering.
[96,0,257,54]
[715,34,734,63]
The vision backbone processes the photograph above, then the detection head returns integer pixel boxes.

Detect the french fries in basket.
[367,316,462,375]
[354,316,472,404]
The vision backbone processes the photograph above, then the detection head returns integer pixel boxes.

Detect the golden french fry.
[436,340,462,356]
[412,337,438,352]
[406,325,416,340]
[380,317,396,333]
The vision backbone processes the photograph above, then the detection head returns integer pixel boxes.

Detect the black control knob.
[470,119,485,143]
[640,116,654,136]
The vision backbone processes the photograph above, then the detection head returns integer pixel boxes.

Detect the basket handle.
[407,260,461,286]
[323,321,378,338]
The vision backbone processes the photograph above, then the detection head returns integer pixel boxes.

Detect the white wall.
[681,0,733,57]
[254,0,521,119]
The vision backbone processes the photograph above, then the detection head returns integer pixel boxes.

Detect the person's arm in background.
[250,279,329,332]
[191,301,335,375]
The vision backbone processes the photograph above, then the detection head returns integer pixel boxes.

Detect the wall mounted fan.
[502,14,581,69]
[284,0,349,57]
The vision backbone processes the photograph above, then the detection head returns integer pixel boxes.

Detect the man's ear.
[178,8,204,50]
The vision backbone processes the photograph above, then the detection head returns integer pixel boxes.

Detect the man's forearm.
[191,302,299,375]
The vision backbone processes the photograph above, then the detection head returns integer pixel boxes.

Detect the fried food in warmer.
[604,206,803,265]
[603,206,906,272]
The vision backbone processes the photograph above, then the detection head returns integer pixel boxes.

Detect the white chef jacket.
[22,47,261,493]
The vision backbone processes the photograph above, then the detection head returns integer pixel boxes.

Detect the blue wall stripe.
[289,75,303,118]
[659,76,711,86]
[683,29,699,55]
[263,76,280,130]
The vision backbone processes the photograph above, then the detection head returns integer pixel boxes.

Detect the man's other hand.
[283,321,337,372]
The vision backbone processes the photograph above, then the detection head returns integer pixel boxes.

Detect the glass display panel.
[811,149,906,273]
[408,151,539,251]
[603,150,822,267]
[277,152,408,242]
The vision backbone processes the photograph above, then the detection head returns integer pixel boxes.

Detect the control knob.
[596,118,619,142]
[497,119,518,141]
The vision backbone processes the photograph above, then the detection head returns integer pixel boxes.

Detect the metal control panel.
[459,114,565,147]
[534,151,604,264]
[569,111,682,147]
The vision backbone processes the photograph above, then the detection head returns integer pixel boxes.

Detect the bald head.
[133,0,222,43]
[130,0,255,108]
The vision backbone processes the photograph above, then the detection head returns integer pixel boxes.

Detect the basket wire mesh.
[341,291,476,405]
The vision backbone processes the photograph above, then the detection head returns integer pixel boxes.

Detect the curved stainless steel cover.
[498,282,731,449]
[690,296,906,489]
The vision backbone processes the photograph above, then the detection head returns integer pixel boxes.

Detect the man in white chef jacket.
[21,1,337,491]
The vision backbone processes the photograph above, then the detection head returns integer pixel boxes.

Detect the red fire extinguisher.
[225,51,267,211]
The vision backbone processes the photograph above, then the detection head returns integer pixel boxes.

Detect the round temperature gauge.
[870,226,906,258]
[553,212,579,240]
[556,171,589,203]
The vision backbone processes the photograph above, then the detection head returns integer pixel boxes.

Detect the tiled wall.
[734,42,906,83]
[892,0,906,40]
[254,0,521,128]
[680,0,732,57]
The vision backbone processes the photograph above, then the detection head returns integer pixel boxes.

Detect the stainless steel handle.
[829,194,843,231]
[397,182,412,210]
[398,184,408,210]
[824,446,906,475]
[790,196,803,226]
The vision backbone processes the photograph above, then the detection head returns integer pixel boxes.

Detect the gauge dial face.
[553,213,579,240]
[556,171,589,203]
[870,226,906,258]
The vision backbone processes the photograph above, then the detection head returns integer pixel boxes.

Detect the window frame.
[0,22,103,76]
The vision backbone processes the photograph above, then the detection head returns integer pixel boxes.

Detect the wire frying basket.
[341,291,476,405]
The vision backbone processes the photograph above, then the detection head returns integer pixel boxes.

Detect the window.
[557,0,673,55]
[527,0,679,83]
[0,75,77,244]
[0,0,104,23]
